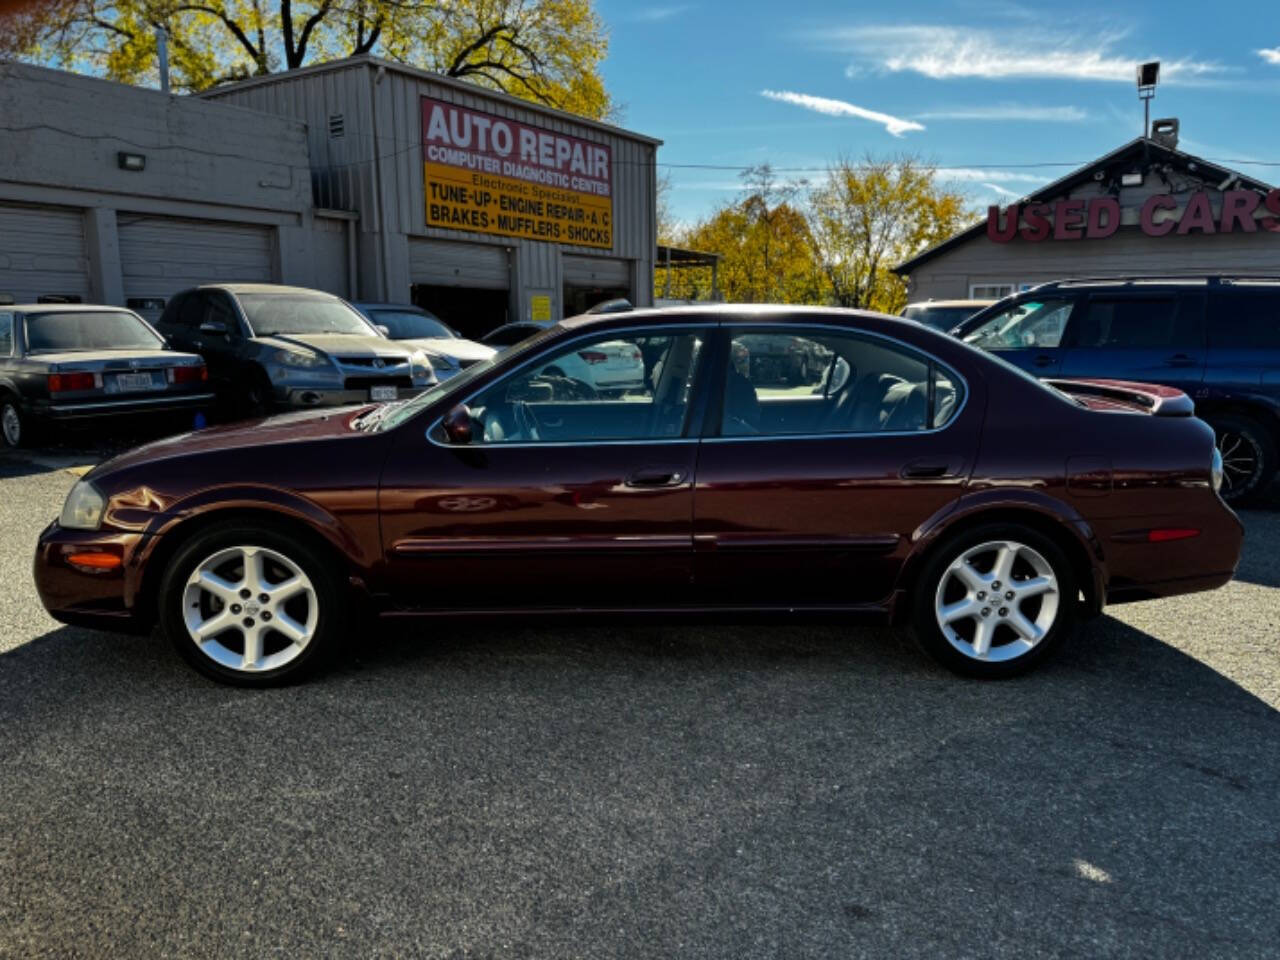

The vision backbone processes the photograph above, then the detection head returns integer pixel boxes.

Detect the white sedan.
[537,339,646,396]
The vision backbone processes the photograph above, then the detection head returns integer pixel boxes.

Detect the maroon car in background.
[33,306,1242,686]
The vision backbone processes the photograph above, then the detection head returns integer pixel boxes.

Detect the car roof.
[352,302,427,311]
[904,300,995,309]
[9,303,139,314]
[559,303,897,331]
[197,283,341,297]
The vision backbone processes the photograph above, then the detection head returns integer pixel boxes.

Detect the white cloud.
[1259,48,1280,65]
[936,168,1053,184]
[915,104,1088,122]
[981,182,1021,198]
[824,25,1225,83]
[759,89,924,137]
[627,5,691,22]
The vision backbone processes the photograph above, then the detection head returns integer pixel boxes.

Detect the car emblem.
[130,359,140,369]
[373,358,385,369]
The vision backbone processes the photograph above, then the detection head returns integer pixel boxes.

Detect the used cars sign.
[421,96,613,249]
[987,188,1280,243]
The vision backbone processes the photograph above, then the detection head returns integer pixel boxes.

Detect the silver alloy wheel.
[181,545,318,673]
[2,404,20,446]
[1217,431,1260,494]
[934,540,1060,663]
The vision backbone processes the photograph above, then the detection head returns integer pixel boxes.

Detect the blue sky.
[596,0,1280,225]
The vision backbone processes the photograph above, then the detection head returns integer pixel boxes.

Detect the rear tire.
[157,522,347,686]
[1207,413,1276,505]
[911,523,1078,679]
[1,396,37,449]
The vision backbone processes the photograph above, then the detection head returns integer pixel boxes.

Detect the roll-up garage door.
[409,238,510,289]
[118,215,275,321]
[0,203,91,305]
[562,255,630,289]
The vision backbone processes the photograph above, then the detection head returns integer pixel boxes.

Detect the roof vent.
[1150,117,1179,150]
[328,113,345,139]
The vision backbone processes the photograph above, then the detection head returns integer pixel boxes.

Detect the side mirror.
[441,404,474,445]
[375,324,391,338]
[199,321,229,336]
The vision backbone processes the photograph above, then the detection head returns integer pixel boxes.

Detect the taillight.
[578,350,608,364]
[169,364,207,384]
[47,372,97,392]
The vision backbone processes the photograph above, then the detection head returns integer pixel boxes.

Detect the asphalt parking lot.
[1,444,1278,959]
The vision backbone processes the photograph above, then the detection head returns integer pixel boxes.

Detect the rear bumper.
[33,522,148,633]
[36,393,215,420]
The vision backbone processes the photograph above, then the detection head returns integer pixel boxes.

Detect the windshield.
[364,325,560,433]
[239,293,377,337]
[370,310,455,340]
[903,305,982,331]
[25,311,163,352]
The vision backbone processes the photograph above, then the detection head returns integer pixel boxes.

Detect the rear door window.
[1072,296,1198,348]
[1209,290,1280,349]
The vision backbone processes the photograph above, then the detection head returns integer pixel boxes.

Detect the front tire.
[1207,413,1276,505]
[1,396,36,448]
[911,524,1077,679]
[157,522,346,686]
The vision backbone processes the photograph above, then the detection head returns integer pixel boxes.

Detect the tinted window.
[1210,291,1280,349]
[25,311,162,352]
[485,325,541,347]
[903,305,983,330]
[206,292,239,330]
[963,299,1073,350]
[720,328,963,438]
[0,312,12,355]
[1072,296,1196,348]
[238,293,375,337]
[461,330,704,444]
[371,310,455,340]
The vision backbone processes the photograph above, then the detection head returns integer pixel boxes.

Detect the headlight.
[1211,446,1224,493]
[410,351,436,382]
[271,348,329,368]
[60,480,105,530]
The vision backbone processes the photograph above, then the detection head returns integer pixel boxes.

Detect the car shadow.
[2,615,1278,957]
[1233,508,1280,588]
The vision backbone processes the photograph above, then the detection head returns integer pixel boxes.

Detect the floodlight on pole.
[1137,61,1160,138]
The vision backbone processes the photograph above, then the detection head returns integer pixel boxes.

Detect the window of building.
[970,283,1016,299]
[719,328,963,438]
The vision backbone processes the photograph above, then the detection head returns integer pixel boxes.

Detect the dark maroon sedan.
[34,306,1242,685]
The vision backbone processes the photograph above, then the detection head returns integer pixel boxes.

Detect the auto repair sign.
[421,97,613,249]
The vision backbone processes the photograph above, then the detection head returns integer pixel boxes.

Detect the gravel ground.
[1,447,1278,959]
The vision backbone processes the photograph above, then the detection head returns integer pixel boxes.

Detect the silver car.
[352,303,496,380]
[156,285,435,414]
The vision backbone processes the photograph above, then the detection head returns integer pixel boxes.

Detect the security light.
[1137,61,1160,89]
[1121,172,1144,187]
[117,152,146,172]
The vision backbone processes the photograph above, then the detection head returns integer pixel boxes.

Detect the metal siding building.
[0,60,332,320]
[202,56,661,336]
[896,136,1280,302]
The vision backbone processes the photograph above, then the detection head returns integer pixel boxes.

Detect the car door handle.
[625,469,685,488]
[1032,354,1055,367]
[901,458,961,480]
[1164,353,1197,367]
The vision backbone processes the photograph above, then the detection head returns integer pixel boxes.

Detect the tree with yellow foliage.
[0,0,612,119]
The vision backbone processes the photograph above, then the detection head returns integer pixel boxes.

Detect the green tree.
[0,0,612,118]
[668,164,826,305]
[807,154,969,314]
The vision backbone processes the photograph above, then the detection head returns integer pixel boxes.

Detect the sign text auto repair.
[421,97,613,249]
[987,188,1280,243]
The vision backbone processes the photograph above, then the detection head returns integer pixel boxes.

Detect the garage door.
[118,215,275,321]
[563,255,630,289]
[0,203,91,305]
[409,238,509,290]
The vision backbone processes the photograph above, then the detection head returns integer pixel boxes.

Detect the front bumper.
[33,522,149,633]
[276,384,431,409]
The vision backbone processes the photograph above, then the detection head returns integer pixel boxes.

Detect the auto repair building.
[895,124,1280,300]
[0,56,660,336]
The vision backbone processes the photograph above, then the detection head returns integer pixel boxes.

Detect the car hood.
[398,337,497,363]
[86,406,369,483]
[254,333,411,359]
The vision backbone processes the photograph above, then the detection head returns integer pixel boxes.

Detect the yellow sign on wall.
[530,294,552,323]
[424,162,613,249]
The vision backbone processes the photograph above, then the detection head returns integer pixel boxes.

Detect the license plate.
[114,372,158,392]
[370,386,397,401]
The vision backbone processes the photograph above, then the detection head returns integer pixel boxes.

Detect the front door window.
[963,299,1074,350]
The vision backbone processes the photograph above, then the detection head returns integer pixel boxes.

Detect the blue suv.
[953,277,1280,504]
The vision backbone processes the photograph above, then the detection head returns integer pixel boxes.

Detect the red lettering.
[986,204,1019,243]
[1053,199,1086,240]
[1220,189,1259,233]
[1259,188,1280,233]
[1086,197,1121,239]
[1020,203,1052,242]
[1177,192,1217,235]
[1141,195,1178,236]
